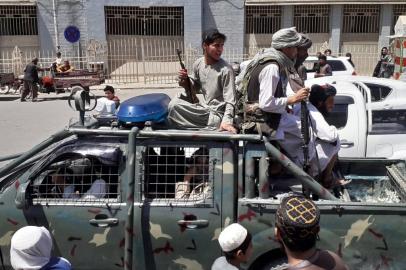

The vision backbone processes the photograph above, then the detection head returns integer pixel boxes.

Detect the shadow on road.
[0,96,20,101]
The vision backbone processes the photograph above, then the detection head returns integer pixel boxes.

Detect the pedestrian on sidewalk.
[21,58,48,102]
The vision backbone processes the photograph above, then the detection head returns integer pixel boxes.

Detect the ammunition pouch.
[241,102,281,137]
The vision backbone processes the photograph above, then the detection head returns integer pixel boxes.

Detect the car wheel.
[0,85,9,94]
[259,256,288,270]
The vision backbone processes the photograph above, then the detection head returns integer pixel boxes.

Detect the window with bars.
[0,5,37,35]
[245,5,281,34]
[32,152,121,204]
[140,146,212,203]
[393,4,406,28]
[294,5,330,33]
[343,5,380,33]
[105,6,184,36]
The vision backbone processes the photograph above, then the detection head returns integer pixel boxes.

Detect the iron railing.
[294,5,330,34]
[0,42,383,86]
[343,4,380,33]
[245,5,281,34]
[105,6,184,36]
[0,5,37,36]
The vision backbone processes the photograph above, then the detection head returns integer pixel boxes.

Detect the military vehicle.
[0,91,405,270]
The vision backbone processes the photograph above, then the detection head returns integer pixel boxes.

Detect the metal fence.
[294,5,330,34]
[0,5,38,36]
[343,5,380,34]
[0,40,381,86]
[245,5,281,34]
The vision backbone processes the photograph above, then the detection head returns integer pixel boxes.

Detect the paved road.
[0,87,180,164]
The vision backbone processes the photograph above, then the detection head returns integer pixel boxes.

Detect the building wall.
[37,0,203,55]
[203,0,245,54]
[30,1,406,56]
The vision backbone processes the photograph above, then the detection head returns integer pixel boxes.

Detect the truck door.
[325,94,367,158]
[12,143,128,270]
[133,142,230,270]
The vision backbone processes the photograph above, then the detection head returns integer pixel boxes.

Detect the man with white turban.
[10,226,71,270]
[241,27,315,171]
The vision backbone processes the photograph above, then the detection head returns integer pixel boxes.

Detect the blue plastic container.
[116,93,171,123]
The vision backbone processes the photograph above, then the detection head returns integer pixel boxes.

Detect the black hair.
[277,224,318,252]
[104,85,115,94]
[324,49,332,54]
[224,232,252,260]
[56,52,61,57]
[202,29,226,45]
[309,84,336,115]
[345,52,352,58]
[318,55,327,61]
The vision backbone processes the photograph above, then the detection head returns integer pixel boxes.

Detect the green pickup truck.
[0,125,405,270]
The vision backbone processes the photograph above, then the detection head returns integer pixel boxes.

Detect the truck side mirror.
[15,181,31,209]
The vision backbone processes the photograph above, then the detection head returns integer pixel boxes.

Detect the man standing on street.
[272,195,349,270]
[21,58,47,102]
[314,55,332,78]
[168,29,237,133]
[295,34,313,81]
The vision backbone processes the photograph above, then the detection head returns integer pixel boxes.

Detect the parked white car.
[304,56,356,79]
[304,79,406,159]
[307,76,406,110]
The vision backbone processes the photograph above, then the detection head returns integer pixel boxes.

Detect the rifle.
[301,100,311,173]
[176,49,199,104]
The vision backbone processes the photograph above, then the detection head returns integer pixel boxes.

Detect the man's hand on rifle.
[219,122,237,134]
[287,87,310,105]
[178,68,189,88]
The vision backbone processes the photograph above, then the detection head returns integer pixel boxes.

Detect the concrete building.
[0,0,405,56]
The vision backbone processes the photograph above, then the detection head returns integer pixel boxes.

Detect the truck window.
[327,60,346,71]
[325,104,349,129]
[32,153,120,203]
[141,145,212,202]
[370,109,406,134]
[364,83,392,102]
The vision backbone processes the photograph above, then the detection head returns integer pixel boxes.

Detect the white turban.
[272,27,302,49]
[10,226,52,270]
[218,223,248,252]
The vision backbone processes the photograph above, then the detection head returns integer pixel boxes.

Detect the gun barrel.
[176,49,186,69]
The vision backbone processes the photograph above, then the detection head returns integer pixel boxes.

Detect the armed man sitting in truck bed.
[168,29,237,134]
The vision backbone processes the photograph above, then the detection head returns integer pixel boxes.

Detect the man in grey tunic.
[168,29,237,133]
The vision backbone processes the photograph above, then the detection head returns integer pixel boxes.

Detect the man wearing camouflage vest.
[242,27,315,169]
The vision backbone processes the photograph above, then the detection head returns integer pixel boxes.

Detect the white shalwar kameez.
[293,102,341,176]
[258,63,316,170]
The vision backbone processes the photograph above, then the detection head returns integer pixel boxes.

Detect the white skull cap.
[218,223,248,252]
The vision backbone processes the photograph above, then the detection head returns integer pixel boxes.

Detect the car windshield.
[327,60,347,71]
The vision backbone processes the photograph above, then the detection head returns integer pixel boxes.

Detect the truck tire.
[0,85,9,94]
[249,248,287,270]
[258,256,287,270]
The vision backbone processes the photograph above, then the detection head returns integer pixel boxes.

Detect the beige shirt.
[190,57,236,125]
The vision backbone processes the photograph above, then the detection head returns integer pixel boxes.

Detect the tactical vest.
[243,60,286,136]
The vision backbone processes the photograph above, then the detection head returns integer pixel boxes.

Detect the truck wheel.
[0,85,9,94]
[258,256,287,270]
[249,249,287,270]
